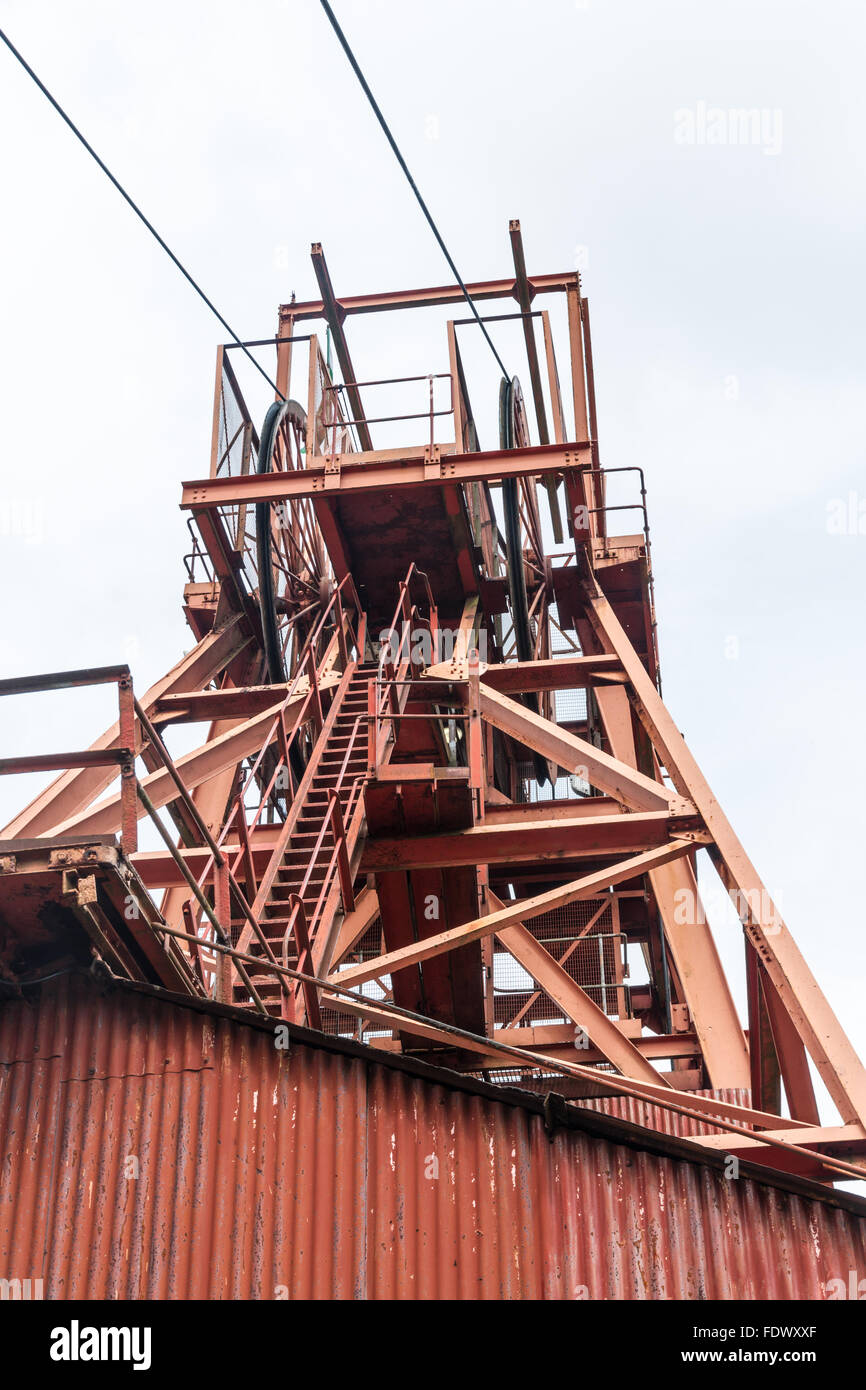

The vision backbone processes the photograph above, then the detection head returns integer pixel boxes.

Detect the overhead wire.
[317,0,510,382]
[1,12,510,393]
[4,22,851,1188]
[0,25,284,400]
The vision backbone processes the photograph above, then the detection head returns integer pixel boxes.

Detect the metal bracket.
[61,871,98,907]
[671,1002,691,1032]
[542,1091,570,1141]
[50,845,103,868]
[423,444,442,481]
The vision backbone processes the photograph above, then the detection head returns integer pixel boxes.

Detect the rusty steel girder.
[2,228,865,1185]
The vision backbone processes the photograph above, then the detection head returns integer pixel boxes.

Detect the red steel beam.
[310,243,373,452]
[368,1027,700,1069]
[593,681,751,1091]
[478,683,681,812]
[279,270,580,323]
[133,805,697,886]
[335,841,696,990]
[361,809,704,872]
[478,654,624,693]
[490,893,668,1085]
[153,684,321,724]
[1,619,251,839]
[586,582,866,1128]
[689,1125,866,1181]
[181,442,593,510]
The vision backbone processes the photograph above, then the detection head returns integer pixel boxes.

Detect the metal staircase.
[231,661,375,1017]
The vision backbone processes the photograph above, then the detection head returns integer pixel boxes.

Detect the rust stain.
[0,974,864,1300]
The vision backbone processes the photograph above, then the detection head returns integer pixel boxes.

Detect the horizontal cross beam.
[279,270,580,323]
[479,654,625,693]
[332,841,696,990]
[367,1026,701,1070]
[181,442,592,510]
[361,809,705,872]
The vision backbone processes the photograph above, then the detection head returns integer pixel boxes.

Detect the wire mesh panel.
[553,686,588,725]
[562,932,627,1017]
[548,599,578,653]
[547,599,588,736]
[322,918,394,1041]
[492,898,631,1028]
[213,361,250,480]
[514,761,591,803]
[211,354,258,588]
[309,344,361,458]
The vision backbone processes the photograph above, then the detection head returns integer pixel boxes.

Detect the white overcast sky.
[0,0,864,1113]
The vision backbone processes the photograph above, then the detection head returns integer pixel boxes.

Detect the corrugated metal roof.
[1,973,864,1299]
[580,1089,752,1138]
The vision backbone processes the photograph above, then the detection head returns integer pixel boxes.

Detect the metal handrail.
[287,714,366,928]
[368,565,441,774]
[278,708,369,1022]
[323,373,454,453]
[132,699,290,1008]
[134,779,268,1015]
[139,573,364,1006]
[0,665,138,854]
[199,572,362,878]
[587,465,661,693]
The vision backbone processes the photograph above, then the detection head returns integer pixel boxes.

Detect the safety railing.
[365,564,490,806]
[131,713,276,1014]
[0,664,280,1013]
[0,666,139,853]
[586,464,660,692]
[182,517,215,584]
[321,373,454,457]
[136,588,366,1018]
[177,574,365,997]
[279,714,369,1027]
[368,563,438,774]
[137,575,365,1013]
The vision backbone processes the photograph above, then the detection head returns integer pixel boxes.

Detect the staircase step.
[235,980,283,998]
[223,674,369,1009]
[270,849,353,879]
[269,883,329,901]
[285,830,338,846]
[270,882,328,901]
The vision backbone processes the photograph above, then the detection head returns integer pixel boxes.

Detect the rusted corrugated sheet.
[581,1089,752,1138]
[1,975,864,1300]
